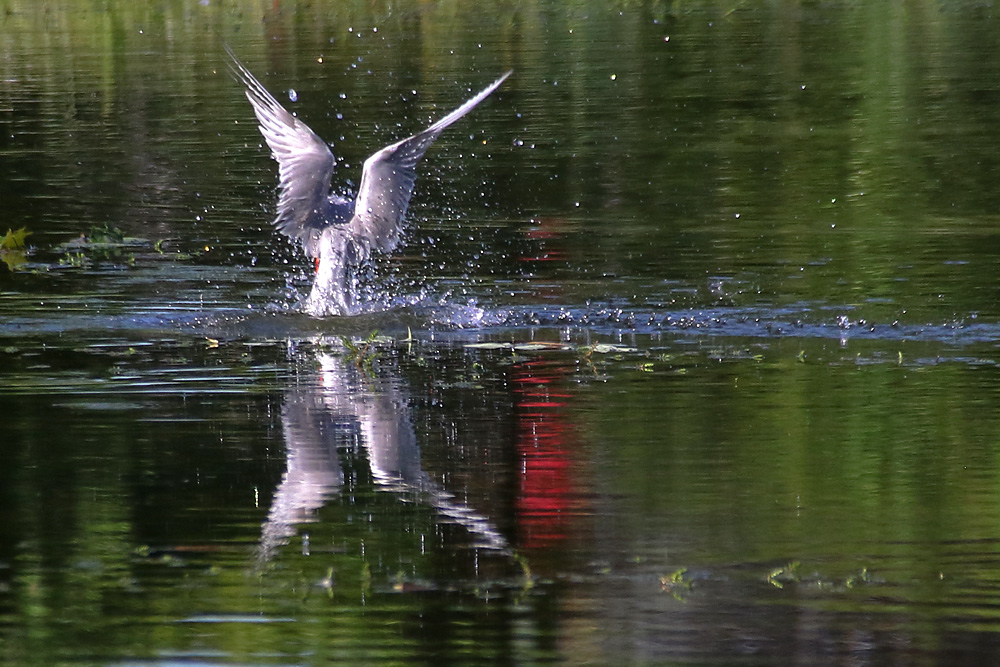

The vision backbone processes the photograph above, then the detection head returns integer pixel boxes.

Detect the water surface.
[5,1,1000,665]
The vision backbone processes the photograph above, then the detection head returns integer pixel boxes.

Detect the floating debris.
[56,223,152,268]
[0,226,31,271]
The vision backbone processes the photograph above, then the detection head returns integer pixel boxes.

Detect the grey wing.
[348,70,512,260]
[228,46,336,258]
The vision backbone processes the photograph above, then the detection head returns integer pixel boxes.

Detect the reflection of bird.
[227,46,511,316]
[256,343,507,566]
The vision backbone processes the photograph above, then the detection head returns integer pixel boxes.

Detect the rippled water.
[6,1,1000,665]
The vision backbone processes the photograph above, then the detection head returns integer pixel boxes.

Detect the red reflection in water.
[521,217,569,263]
[512,358,582,549]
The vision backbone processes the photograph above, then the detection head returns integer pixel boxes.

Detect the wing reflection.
[257,343,507,564]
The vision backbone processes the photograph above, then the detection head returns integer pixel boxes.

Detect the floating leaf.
[0,227,31,250]
[591,344,638,354]
[513,342,569,352]
[464,342,513,350]
[0,227,31,271]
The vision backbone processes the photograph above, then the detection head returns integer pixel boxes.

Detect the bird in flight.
[227,46,511,316]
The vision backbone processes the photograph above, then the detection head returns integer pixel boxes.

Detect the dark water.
[5,1,1000,664]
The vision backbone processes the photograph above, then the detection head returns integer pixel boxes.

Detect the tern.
[227,47,511,315]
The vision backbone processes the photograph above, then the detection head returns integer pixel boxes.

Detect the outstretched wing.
[227,46,336,256]
[348,70,512,258]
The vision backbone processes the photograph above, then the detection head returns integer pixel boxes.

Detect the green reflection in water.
[1,0,999,322]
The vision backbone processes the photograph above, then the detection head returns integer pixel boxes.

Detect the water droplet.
[288,89,298,102]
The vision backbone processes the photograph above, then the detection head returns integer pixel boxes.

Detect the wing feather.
[227,46,336,256]
[349,70,512,259]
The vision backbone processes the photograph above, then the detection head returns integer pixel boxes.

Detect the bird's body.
[227,46,511,316]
